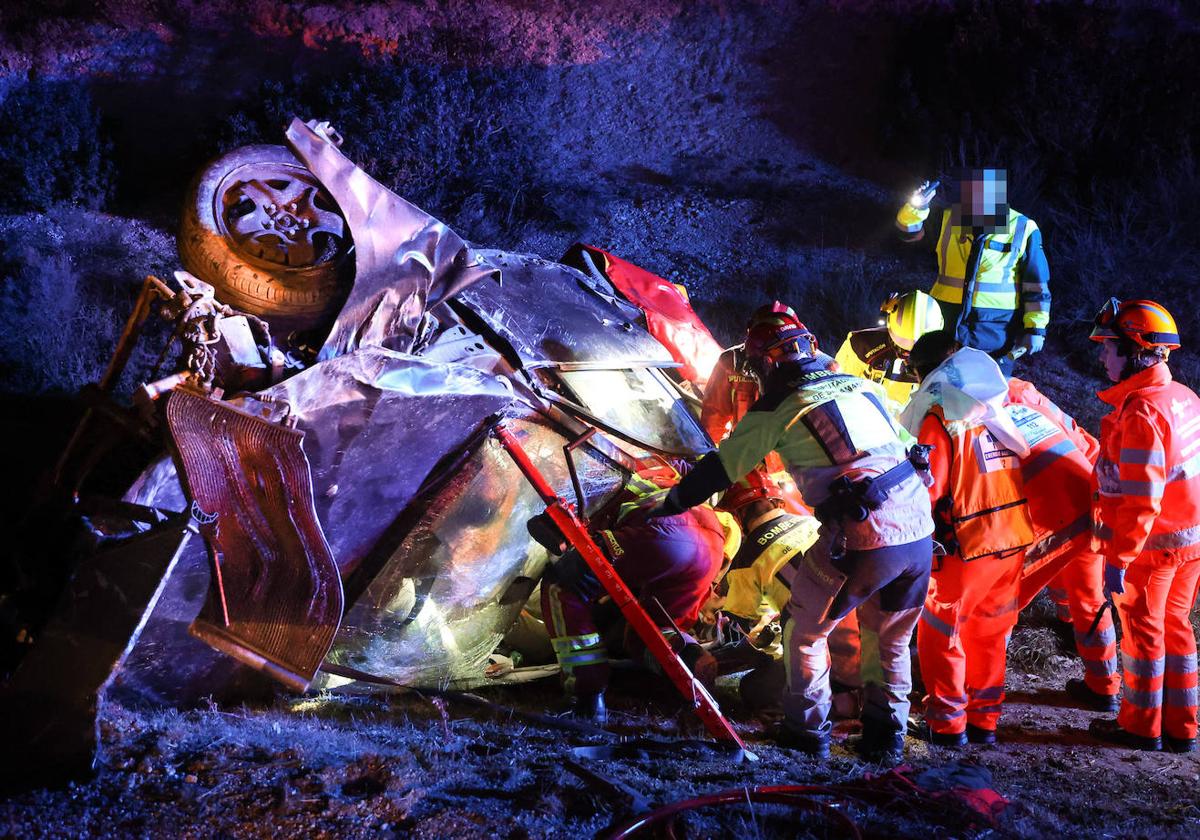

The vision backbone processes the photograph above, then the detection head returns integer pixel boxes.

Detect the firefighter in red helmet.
[655,310,934,764]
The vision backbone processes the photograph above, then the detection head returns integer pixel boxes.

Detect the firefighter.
[1087,299,1200,753]
[896,168,1050,375]
[701,301,808,513]
[702,302,860,712]
[654,315,934,763]
[707,472,822,710]
[539,462,734,723]
[1004,377,1119,710]
[900,332,1035,746]
[826,289,943,716]
[834,290,944,408]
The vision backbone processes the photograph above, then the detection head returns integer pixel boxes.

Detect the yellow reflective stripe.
[896,203,930,232]
[1023,311,1050,330]
[973,290,1019,310]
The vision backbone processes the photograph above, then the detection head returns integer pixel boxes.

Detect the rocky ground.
[3,2,1200,838]
[3,626,1200,838]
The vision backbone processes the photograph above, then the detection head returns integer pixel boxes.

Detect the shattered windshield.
[557,367,711,455]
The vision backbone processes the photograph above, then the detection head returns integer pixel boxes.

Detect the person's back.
[904,337,1033,746]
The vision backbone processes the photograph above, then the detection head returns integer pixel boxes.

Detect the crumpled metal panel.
[284,118,499,360]
[166,389,343,690]
[322,415,626,688]
[247,347,517,578]
[455,249,674,369]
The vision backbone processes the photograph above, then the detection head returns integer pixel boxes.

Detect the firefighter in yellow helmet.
[896,168,1050,376]
[834,290,944,408]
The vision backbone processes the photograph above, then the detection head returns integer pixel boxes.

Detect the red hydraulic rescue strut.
[494,423,753,757]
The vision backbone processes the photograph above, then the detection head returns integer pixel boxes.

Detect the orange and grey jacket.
[1093,363,1200,569]
[919,405,1035,561]
[1007,378,1097,558]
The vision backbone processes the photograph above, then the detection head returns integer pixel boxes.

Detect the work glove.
[1008,332,1045,360]
[909,180,938,210]
[1103,563,1126,598]
[647,486,687,519]
[549,547,604,601]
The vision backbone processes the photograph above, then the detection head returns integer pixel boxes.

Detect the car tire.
[178,144,352,329]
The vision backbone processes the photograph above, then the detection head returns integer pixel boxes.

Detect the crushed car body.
[1,118,729,783]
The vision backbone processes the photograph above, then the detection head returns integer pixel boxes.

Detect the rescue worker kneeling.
[705,469,822,709]
[653,315,934,763]
[539,463,732,723]
[901,333,1035,747]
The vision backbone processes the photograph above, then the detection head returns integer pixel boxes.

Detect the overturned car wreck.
[2,119,743,783]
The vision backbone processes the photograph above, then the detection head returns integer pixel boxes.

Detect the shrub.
[0,80,113,212]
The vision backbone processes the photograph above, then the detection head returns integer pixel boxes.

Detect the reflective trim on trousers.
[1166,653,1198,674]
[1166,686,1199,707]
[1077,624,1116,647]
[972,685,1004,701]
[1124,655,1165,679]
[973,704,1003,715]
[921,608,955,638]
[1083,657,1119,678]
[1124,686,1163,710]
[925,705,967,722]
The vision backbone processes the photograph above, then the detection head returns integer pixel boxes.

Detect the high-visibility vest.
[721,512,820,620]
[932,405,1035,561]
[1006,382,1095,559]
[929,208,1039,317]
[833,327,918,408]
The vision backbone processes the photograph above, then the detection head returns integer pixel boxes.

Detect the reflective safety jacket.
[1006,378,1097,560]
[897,203,1050,352]
[833,327,918,409]
[1094,363,1200,569]
[701,346,762,444]
[721,511,821,620]
[919,405,1034,561]
[716,362,933,552]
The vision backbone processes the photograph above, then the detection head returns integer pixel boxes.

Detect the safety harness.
[813,444,932,525]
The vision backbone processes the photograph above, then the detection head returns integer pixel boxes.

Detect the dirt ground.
[4,599,1199,840]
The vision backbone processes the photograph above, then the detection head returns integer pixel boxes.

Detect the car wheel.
[178,144,352,328]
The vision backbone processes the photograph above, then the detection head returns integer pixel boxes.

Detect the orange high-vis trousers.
[1059,549,1120,695]
[1114,554,1200,741]
[918,550,1023,734]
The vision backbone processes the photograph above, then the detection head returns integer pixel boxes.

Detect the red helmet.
[744,318,818,374]
[1090,298,1180,350]
[747,301,802,331]
[716,467,783,513]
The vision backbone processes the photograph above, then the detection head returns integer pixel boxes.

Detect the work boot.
[1065,678,1119,713]
[772,725,831,759]
[738,661,784,712]
[910,718,967,748]
[966,724,996,745]
[857,723,905,767]
[1164,736,1196,754]
[570,692,608,725]
[1088,718,1160,751]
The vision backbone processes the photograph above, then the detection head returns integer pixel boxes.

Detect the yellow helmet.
[881,290,944,352]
